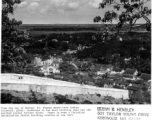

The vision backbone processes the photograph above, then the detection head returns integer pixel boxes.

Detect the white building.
[33,56,62,75]
[41,66,60,75]
[42,58,53,66]
[110,68,124,76]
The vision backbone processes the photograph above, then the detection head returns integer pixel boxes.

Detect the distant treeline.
[29,27,100,31]
[19,24,147,32]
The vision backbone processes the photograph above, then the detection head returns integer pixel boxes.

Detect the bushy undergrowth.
[1,90,150,104]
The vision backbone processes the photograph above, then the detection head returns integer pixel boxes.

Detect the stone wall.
[1,74,129,99]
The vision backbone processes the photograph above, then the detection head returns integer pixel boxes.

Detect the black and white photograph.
[1,0,151,105]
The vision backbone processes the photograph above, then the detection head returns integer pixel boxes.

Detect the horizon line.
[21,23,146,25]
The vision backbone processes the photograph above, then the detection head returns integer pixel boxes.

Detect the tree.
[2,0,26,71]
[61,42,69,51]
[59,62,77,74]
[94,0,151,34]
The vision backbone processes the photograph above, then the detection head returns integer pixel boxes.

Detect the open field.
[28,31,103,37]
[20,24,148,37]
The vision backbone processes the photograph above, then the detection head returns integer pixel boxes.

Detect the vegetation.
[1,90,150,104]
[2,0,28,72]
[94,0,151,34]
[0,90,129,104]
[1,0,151,104]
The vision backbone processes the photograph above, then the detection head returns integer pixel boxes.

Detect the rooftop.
[116,81,129,86]
[124,68,137,75]
[140,73,151,81]
[112,67,123,72]
[127,86,140,91]
[123,74,133,78]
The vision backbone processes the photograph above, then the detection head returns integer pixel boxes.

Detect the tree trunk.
[129,25,133,33]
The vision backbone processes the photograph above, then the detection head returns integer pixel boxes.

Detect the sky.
[9,0,151,24]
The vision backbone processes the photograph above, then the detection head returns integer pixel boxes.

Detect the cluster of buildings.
[31,54,151,93]
[101,67,151,92]
[33,55,63,75]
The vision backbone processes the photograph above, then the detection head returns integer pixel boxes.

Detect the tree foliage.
[2,0,26,70]
[94,0,151,32]
[59,62,77,74]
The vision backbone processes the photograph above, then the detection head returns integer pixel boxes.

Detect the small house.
[110,67,124,75]
[124,68,138,76]
[123,74,137,80]
[140,73,151,81]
